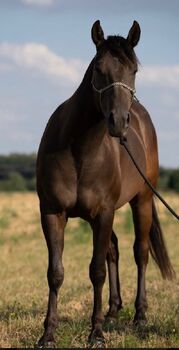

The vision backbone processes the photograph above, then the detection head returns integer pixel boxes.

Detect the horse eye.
[133,69,138,74]
[95,66,101,73]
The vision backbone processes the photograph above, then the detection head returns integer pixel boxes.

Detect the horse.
[36,20,175,347]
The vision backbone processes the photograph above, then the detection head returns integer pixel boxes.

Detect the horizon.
[0,0,179,167]
[0,152,178,170]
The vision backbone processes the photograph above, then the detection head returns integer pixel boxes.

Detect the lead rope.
[121,140,179,221]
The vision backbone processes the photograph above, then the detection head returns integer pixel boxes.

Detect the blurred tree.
[168,169,179,192]
[0,172,27,191]
[0,153,178,193]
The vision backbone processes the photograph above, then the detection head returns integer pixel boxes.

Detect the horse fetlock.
[91,314,104,327]
[109,294,122,309]
[135,298,148,313]
[134,311,147,325]
[44,315,59,330]
[107,300,122,319]
[37,331,56,348]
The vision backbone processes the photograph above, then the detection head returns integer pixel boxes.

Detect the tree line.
[0,154,36,191]
[0,154,178,192]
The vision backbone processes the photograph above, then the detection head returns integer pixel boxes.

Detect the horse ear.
[127,20,141,47]
[91,20,104,48]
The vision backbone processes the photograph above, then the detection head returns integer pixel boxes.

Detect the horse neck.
[57,59,106,150]
[75,59,97,116]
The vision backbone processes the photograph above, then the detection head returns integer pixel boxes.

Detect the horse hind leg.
[37,209,66,347]
[106,230,122,321]
[130,193,153,323]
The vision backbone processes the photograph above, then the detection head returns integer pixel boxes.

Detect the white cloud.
[21,0,55,6]
[1,42,178,90]
[137,65,179,88]
[0,42,86,84]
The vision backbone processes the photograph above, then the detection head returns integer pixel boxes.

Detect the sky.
[0,0,179,167]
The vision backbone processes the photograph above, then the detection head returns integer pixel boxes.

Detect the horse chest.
[39,140,120,217]
[74,157,121,217]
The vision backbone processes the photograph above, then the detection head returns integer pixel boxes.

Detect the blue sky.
[0,0,179,167]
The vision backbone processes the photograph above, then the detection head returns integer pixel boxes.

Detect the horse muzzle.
[107,111,130,141]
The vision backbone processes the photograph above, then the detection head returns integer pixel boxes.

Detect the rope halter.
[91,79,139,111]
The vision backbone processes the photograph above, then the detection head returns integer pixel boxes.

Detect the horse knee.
[134,240,149,266]
[89,262,106,286]
[48,263,64,290]
[90,271,106,286]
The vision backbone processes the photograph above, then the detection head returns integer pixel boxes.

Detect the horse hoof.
[88,330,106,348]
[95,338,106,348]
[89,337,105,348]
[35,336,56,348]
[35,341,55,349]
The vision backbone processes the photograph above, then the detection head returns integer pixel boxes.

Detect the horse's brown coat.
[36,20,174,347]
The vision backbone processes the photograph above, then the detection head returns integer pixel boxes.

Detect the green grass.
[0,207,17,229]
[0,192,178,348]
[123,208,134,234]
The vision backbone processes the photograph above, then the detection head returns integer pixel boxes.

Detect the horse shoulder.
[37,149,77,211]
[36,99,78,211]
[131,101,159,181]
[131,101,157,149]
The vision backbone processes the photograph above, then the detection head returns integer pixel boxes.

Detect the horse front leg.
[130,194,153,323]
[37,209,67,347]
[89,209,114,346]
[106,230,122,321]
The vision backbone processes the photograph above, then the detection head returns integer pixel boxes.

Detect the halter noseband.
[91,80,139,111]
[92,81,136,95]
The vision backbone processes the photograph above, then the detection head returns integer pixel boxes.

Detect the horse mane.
[105,35,139,65]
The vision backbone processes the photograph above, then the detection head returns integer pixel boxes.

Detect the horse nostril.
[124,112,130,128]
[109,112,115,126]
[127,113,130,125]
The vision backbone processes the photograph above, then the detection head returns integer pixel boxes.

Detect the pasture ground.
[0,192,178,348]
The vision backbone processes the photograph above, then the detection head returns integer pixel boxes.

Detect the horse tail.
[149,200,175,280]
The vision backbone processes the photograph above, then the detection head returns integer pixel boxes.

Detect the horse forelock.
[100,35,139,66]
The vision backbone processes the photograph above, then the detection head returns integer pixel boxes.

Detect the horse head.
[91,20,140,142]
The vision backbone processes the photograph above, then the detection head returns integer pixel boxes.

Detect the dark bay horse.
[36,20,175,347]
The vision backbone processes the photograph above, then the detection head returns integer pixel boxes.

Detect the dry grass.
[0,192,178,348]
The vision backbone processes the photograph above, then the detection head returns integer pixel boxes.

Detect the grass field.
[0,192,178,348]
